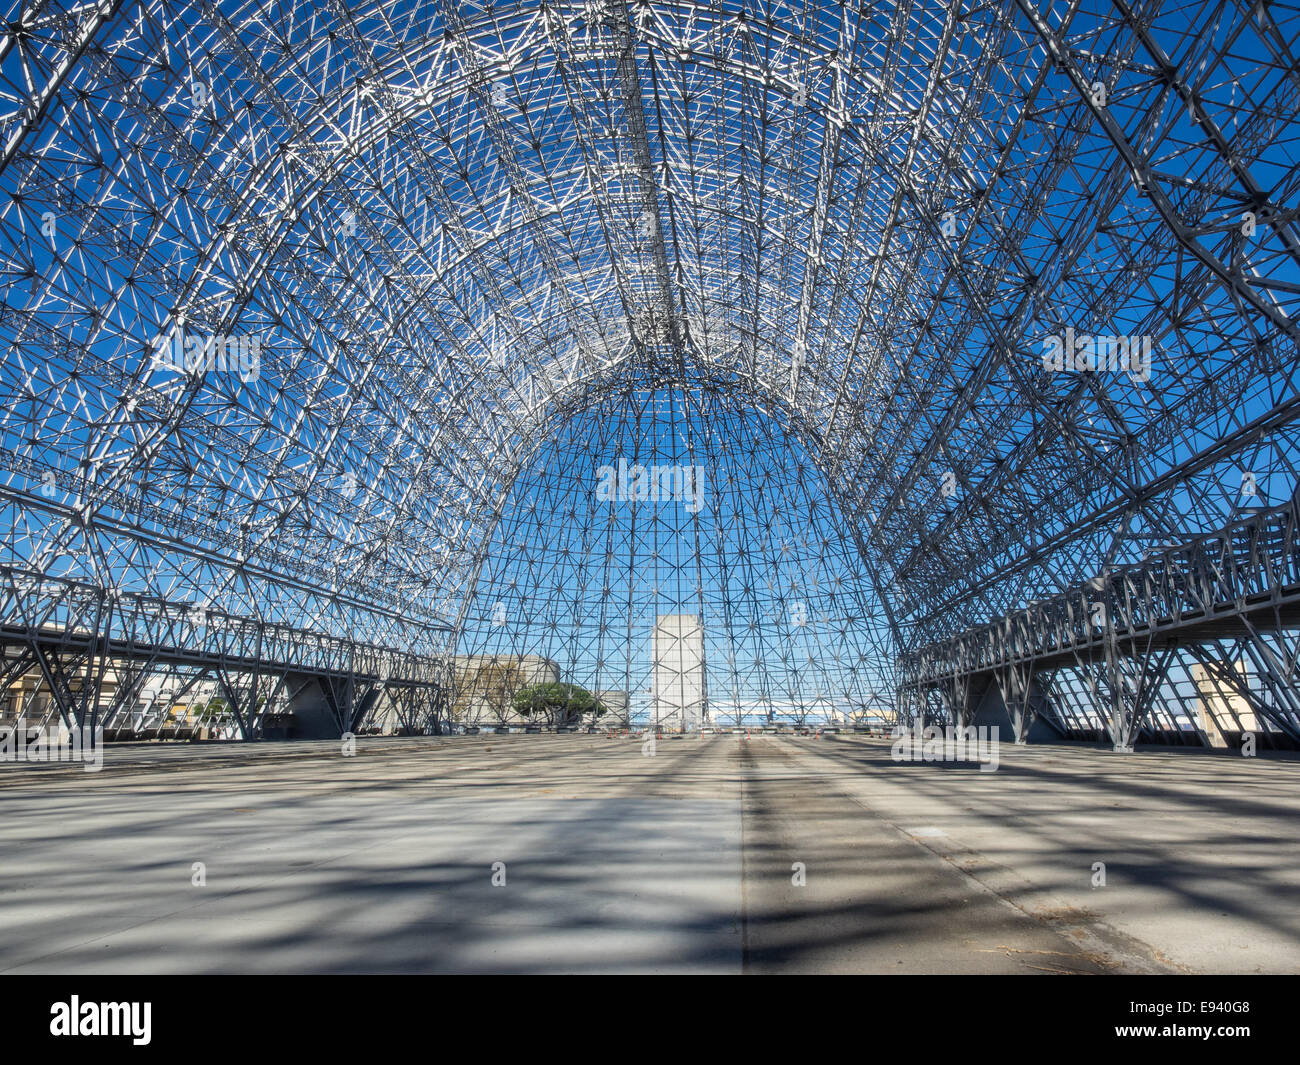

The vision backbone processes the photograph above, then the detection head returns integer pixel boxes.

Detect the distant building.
[1191,661,1260,747]
[1,666,236,738]
[652,614,705,731]
[450,654,560,725]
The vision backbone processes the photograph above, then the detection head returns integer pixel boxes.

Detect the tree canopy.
[511,682,607,725]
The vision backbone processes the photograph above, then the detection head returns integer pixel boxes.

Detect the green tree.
[511,682,607,728]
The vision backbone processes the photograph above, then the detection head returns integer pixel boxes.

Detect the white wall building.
[652,614,706,731]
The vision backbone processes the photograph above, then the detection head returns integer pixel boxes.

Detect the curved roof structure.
[2,0,1299,730]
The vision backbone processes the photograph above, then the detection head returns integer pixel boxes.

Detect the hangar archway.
[1,0,1298,742]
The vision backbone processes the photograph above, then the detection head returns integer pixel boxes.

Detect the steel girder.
[902,501,1300,746]
[901,501,1300,681]
[0,561,449,735]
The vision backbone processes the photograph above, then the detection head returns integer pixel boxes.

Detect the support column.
[994,661,1056,744]
[936,674,976,729]
[31,644,101,733]
[217,667,278,741]
[1104,644,1175,752]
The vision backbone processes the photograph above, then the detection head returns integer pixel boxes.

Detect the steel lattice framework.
[1,0,1298,741]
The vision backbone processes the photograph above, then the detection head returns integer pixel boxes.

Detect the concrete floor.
[0,734,1297,974]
